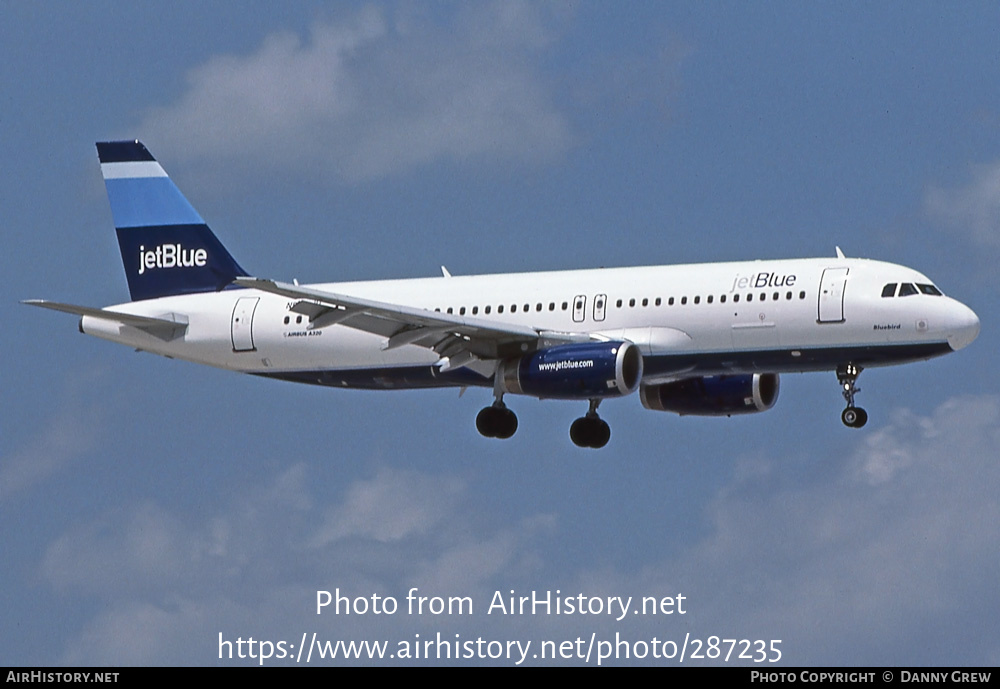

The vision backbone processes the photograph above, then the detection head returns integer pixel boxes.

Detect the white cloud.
[925,161,1000,249]
[38,397,1000,665]
[309,468,465,545]
[63,599,231,667]
[409,514,556,595]
[40,463,554,664]
[662,395,1000,664]
[138,4,573,182]
[0,404,100,502]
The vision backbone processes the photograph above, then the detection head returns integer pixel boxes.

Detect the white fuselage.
[79,256,979,392]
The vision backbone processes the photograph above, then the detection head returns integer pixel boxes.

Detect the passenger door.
[231,297,259,351]
[818,268,849,323]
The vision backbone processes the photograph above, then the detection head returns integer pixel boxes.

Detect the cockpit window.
[881,283,897,298]
[898,283,918,297]
[918,283,942,296]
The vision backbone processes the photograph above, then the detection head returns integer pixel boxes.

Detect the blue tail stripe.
[97,141,248,302]
[104,177,205,228]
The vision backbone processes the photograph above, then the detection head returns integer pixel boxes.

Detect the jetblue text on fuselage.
[137,244,208,275]
[729,271,797,293]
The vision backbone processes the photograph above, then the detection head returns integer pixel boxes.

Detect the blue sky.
[3,2,999,666]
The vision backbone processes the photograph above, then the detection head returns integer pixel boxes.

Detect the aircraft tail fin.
[97,140,248,301]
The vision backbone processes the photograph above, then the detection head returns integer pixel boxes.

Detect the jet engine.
[497,341,642,399]
[639,373,779,416]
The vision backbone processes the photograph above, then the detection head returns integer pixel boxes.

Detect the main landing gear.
[476,400,518,439]
[475,394,612,448]
[570,399,611,449]
[837,363,868,429]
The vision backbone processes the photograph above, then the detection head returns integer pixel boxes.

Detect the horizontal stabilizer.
[22,300,188,341]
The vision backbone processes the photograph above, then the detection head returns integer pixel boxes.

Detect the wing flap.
[235,277,553,361]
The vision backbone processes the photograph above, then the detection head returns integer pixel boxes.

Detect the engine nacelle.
[498,341,643,400]
[640,373,779,416]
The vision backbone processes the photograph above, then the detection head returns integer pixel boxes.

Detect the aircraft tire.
[495,407,518,439]
[477,406,517,439]
[570,417,611,448]
[842,406,868,428]
[477,407,498,437]
[592,418,611,448]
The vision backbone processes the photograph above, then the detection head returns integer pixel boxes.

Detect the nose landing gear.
[837,364,868,428]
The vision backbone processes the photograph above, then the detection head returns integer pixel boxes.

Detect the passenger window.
[733,294,739,303]
[898,283,918,297]
[799,291,806,299]
[498,305,504,314]
[720,294,727,303]
[485,305,491,314]
[642,298,648,307]
[707,295,714,304]
[668,297,675,306]
[882,283,897,298]
[694,296,700,305]
[655,297,661,306]
[681,297,687,305]
[747,294,753,302]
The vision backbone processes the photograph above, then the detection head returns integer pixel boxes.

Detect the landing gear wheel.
[570,400,611,448]
[591,418,611,448]
[476,404,517,439]
[495,407,517,438]
[841,406,868,428]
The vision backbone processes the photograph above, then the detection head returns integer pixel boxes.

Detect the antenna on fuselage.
[835,247,846,259]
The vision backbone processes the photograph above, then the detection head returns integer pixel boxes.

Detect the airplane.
[25,141,980,448]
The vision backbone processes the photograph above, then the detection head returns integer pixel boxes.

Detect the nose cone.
[947,301,980,351]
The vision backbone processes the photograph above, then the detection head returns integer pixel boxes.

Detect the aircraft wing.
[22,300,188,341]
[234,277,591,371]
